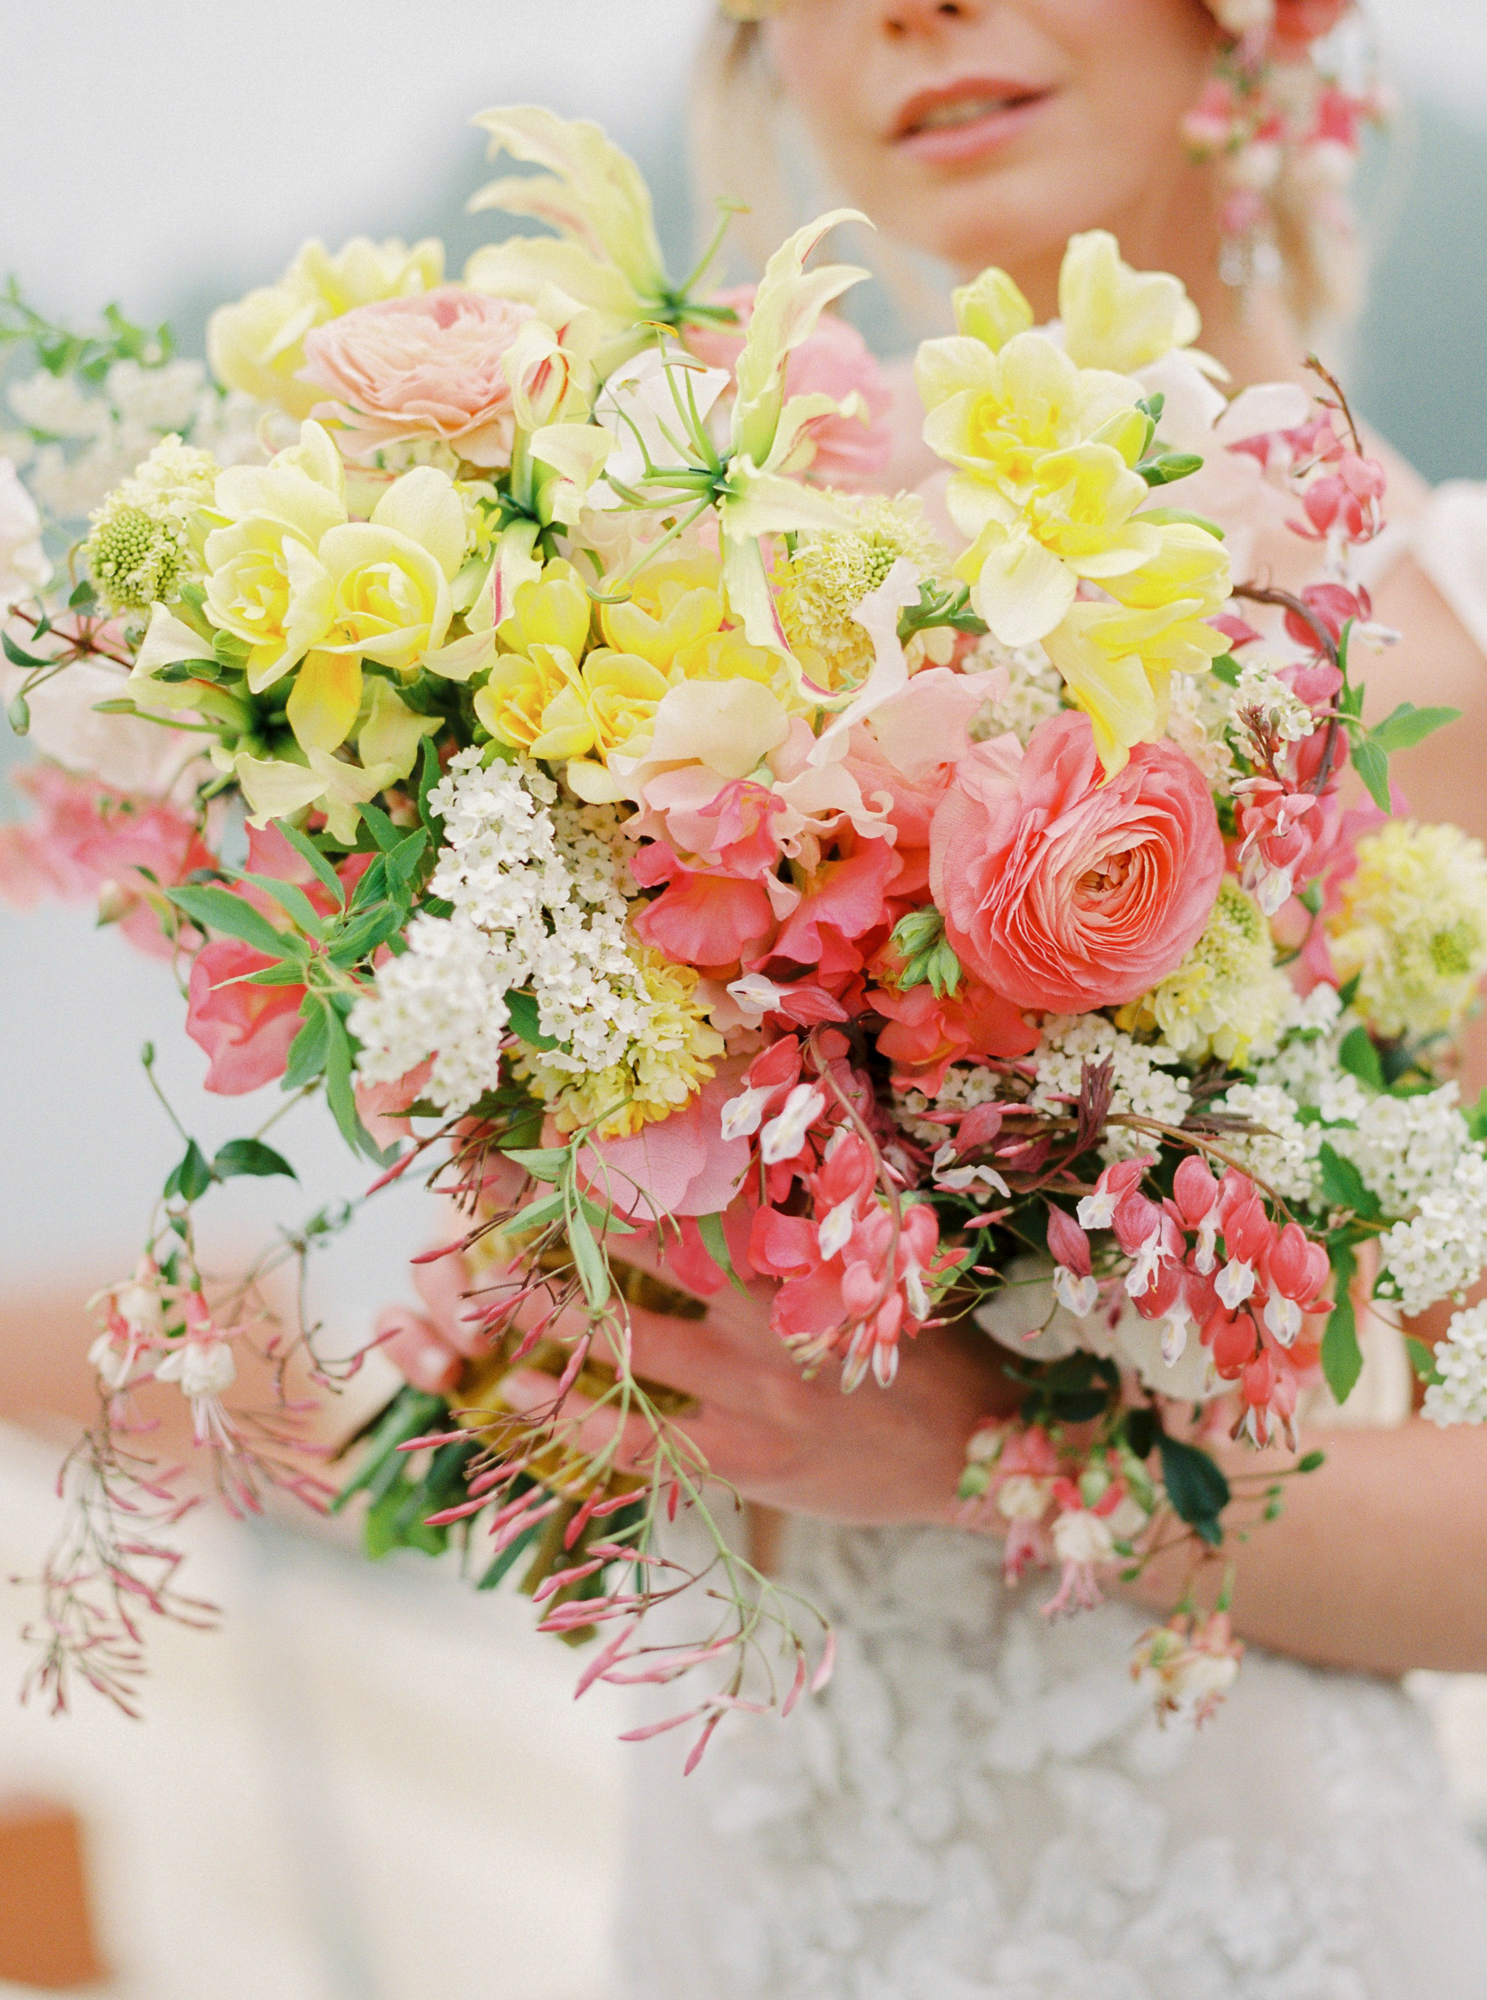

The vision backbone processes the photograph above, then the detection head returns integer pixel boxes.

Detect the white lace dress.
[611,487,1487,2000]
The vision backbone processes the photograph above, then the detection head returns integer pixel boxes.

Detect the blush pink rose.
[299,285,533,467]
[687,286,893,490]
[929,710,1224,1013]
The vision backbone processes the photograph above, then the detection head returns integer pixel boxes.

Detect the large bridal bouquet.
[6,108,1487,1752]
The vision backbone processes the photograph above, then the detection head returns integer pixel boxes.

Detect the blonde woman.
[381,7,1487,1990]
[599,5,1487,1994]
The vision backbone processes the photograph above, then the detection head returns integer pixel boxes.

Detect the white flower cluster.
[350,753,649,1115]
[1377,1146,1487,1317]
[1423,1302,1487,1426]
[7,361,263,524]
[1031,1015,1191,1162]
[1250,985,1370,1125]
[1332,1084,1469,1217]
[1230,660,1315,744]
[1167,670,1236,792]
[965,637,1065,745]
[894,1060,1003,1145]
[1207,1080,1321,1204]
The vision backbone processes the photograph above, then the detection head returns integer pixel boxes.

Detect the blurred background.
[2,2,1487,1993]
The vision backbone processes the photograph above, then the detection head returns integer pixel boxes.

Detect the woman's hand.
[380,1232,1021,1529]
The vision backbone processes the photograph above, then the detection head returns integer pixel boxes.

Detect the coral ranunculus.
[299,285,533,467]
[930,710,1224,1013]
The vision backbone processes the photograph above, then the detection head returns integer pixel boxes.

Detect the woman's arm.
[1121,1421,1487,1678]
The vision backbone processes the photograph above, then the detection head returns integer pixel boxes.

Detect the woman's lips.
[893,80,1054,167]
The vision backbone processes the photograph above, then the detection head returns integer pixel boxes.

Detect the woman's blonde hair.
[690,14,1367,338]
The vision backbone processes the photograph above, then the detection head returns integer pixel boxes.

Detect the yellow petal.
[287,650,363,752]
[952,267,1033,352]
[968,524,1077,647]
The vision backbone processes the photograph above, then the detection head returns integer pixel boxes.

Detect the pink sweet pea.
[186,938,305,1094]
[686,286,893,490]
[0,764,216,958]
[299,285,533,468]
[929,710,1224,1013]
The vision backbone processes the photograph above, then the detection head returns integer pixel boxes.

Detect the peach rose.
[299,285,532,467]
[929,710,1224,1013]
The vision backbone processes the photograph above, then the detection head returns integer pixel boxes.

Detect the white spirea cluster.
[1167,671,1236,792]
[1231,660,1315,744]
[965,637,1065,745]
[1208,1080,1321,1204]
[1378,1146,1487,1316]
[1332,1085,1470,1217]
[1423,1302,1487,1426]
[1250,986,1370,1125]
[1030,1016,1191,1162]
[349,752,648,1115]
[894,1061,1004,1145]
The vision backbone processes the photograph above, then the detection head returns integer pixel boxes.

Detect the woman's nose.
[881,0,980,38]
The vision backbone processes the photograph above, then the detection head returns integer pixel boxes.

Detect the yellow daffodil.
[208,236,444,417]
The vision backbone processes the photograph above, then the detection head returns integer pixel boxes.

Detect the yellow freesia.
[1058,230,1203,375]
[233,745,404,844]
[208,236,444,417]
[920,330,1143,505]
[951,266,1034,353]
[357,676,441,774]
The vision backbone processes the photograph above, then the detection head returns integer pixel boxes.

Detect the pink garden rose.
[299,285,533,467]
[929,710,1224,1013]
[688,287,893,490]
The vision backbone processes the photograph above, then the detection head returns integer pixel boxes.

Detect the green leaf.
[502,1147,570,1182]
[1316,1140,1382,1220]
[1138,451,1204,487]
[166,884,298,959]
[1367,703,1461,755]
[386,828,429,895]
[213,1137,297,1182]
[1405,1335,1442,1386]
[332,1388,448,1510]
[417,736,444,840]
[230,870,326,940]
[323,1008,389,1163]
[1322,1241,1364,1404]
[697,1210,749,1295]
[567,1203,611,1310]
[164,1138,215,1204]
[326,903,406,967]
[239,960,311,987]
[282,1000,331,1091]
[1297,1448,1326,1473]
[1209,653,1240,688]
[504,988,560,1051]
[1157,1434,1230,1536]
[477,1519,544,1590]
[1352,736,1392,813]
[2,631,49,669]
[350,855,389,909]
[68,579,97,610]
[358,803,404,855]
[1336,1024,1385,1091]
[272,820,345,905]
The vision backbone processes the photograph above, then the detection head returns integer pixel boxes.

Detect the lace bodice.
[616,1521,1487,1999]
